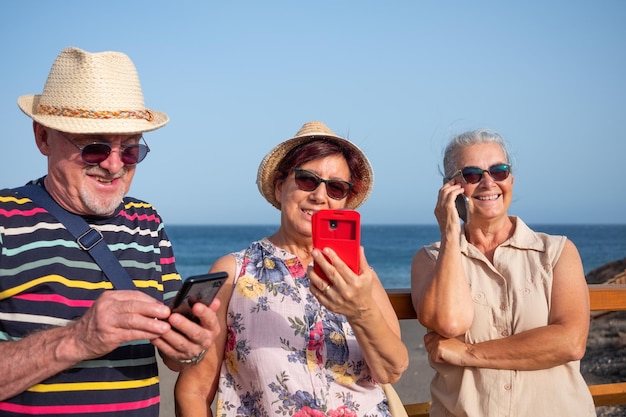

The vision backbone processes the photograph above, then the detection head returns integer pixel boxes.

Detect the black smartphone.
[312,209,361,282]
[444,177,469,224]
[170,272,228,322]
[455,194,470,224]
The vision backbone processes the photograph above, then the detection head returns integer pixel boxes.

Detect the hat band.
[37,104,154,122]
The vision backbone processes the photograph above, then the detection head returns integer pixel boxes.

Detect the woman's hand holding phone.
[309,245,377,316]
[311,209,361,283]
[440,178,469,225]
[310,209,382,318]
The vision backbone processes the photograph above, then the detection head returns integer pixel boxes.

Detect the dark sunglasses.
[60,133,150,166]
[293,168,353,200]
[447,163,511,184]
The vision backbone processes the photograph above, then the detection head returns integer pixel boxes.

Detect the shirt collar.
[460,216,546,256]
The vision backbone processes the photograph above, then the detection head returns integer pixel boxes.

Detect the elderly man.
[0,47,219,416]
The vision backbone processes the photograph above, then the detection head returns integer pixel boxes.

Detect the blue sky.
[1,2,624,225]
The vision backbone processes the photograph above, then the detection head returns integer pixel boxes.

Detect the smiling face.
[274,154,351,239]
[35,123,140,216]
[454,142,515,222]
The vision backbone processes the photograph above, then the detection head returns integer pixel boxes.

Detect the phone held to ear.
[170,272,228,322]
[311,209,361,283]
[455,194,470,224]
[444,177,470,224]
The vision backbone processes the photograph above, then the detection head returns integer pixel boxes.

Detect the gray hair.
[442,128,513,179]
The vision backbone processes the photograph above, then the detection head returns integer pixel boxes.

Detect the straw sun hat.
[256,121,374,210]
[17,47,168,134]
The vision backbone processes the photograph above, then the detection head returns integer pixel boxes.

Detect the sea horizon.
[166,224,626,289]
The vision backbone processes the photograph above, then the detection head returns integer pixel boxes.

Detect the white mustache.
[85,166,127,179]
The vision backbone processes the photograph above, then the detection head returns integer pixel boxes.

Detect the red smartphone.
[311,209,361,282]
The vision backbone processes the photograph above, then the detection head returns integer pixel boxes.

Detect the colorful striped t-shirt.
[0,180,182,416]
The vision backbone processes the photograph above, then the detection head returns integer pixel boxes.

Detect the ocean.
[167,224,626,289]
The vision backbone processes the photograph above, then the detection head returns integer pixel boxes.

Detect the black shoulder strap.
[15,184,137,290]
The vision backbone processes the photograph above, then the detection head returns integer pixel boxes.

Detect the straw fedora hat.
[17,47,168,134]
[256,121,374,210]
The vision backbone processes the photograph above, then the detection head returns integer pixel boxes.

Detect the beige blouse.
[423,217,596,417]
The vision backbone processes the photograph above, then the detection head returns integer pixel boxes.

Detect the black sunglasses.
[447,163,511,184]
[293,168,353,200]
[60,133,150,166]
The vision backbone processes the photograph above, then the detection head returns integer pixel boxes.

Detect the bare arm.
[0,290,172,401]
[411,182,474,337]
[175,255,235,417]
[425,239,590,370]
[311,247,409,384]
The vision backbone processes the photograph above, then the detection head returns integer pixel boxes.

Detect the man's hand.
[152,298,221,370]
[71,290,172,359]
[0,289,172,400]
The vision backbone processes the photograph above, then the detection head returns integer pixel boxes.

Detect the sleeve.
[158,223,183,305]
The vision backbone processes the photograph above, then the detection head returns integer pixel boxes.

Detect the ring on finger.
[178,349,207,365]
[322,284,331,294]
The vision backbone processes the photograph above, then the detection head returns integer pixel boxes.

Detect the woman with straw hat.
[176,121,409,417]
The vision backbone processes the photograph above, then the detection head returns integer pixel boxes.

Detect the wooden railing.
[386,284,626,417]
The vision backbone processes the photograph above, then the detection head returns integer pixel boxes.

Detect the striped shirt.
[0,179,182,416]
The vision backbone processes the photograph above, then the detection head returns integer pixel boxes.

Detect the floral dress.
[215,239,391,417]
